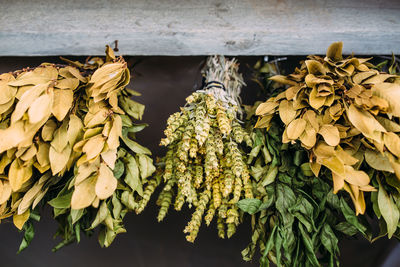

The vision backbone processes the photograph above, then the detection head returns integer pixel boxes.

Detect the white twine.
[197,55,245,119]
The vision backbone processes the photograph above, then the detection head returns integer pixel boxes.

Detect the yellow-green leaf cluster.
[255,42,400,217]
[0,46,155,250]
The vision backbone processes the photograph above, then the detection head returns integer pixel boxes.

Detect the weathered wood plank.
[0,0,399,55]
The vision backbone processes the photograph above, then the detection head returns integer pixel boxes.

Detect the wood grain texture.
[0,0,399,55]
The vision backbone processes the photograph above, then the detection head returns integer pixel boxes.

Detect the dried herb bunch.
[0,47,155,251]
[255,42,400,225]
[140,56,253,242]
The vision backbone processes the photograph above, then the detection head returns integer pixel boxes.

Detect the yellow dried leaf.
[384,132,400,157]
[309,87,325,110]
[372,83,400,117]
[50,121,68,153]
[55,78,79,90]
[49,144,71,175]
[364,74,396,85]
[52,89,73,121]
[13,209,30,230]
[326,42,343,61]
[0,81,17,105]
[83,135,105,160]
[8,159,32,191]
[28,93,52,124]
[66,116,83,146]
[286,118,306,140]
[11,83,48,124]
[278,100,297,125]
[318,124,340,146]
[107,115,122,150]
[255,101,278,116]
[101,149,117,169]
[305,60,326,75]
[42,119,57,141]
[346,104,386,142]
[352,71,378,84]
[310,161,321,177]
[0,121,25,153]
[84,108,108,128]
[335,148,359,166]
[269,75,298,86]
[18,181,42,215]
[299,124,317,148]
[65,66,87,83]
[303,110,319,131]
[95,163,117,199]
[75,161,99,185]
[332,172,344,193]
[320,156,345,176]
[20,145,37,162]
[0,180,12,204]
[71,175,97,209]
[344,166,370,187]
[376,116,400,132]
[254,115,273,129]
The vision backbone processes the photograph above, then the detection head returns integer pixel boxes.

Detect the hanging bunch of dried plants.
[0,46,155,251]
[255,42,400,241]
[139,56,254,242]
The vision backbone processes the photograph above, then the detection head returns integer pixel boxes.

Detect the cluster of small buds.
[148,77,251,242]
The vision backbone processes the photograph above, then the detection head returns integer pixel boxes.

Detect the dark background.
[0,56,398,267]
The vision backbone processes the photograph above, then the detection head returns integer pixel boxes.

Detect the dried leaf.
[52,89,73,121]
[279,100,297,125]
[95,163,117,199]
[71,175,97,210]
[318,125,340,146]
[13,209,30,230]
[286,118,306,140]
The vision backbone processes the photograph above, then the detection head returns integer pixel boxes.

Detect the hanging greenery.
[254,42,400,244]
[0,46,155,251]
[139,56,254,242]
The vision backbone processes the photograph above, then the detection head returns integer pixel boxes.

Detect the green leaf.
[113,160,125,179]
[276,183,296,227]
[340,198,367,235]
[121,191,136,210]
[298,223,319,267]
[48,191,72,209]
[237,199,262,215]
[125,154,143,195]
[321,224,338,255]
[371,191,381,218]
[90,201,108,229]
[137,154,156,179]
[17,221,35,253]
[71,209,84,225]
[262,224,277,259]
[262,165,278,187]
[377,179,400,238]
[126,123,148,133]
[122,135,151,155]
[112,194,122,218]
[334,222,359,236]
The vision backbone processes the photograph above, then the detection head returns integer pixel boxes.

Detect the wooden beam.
[0,0,399,56]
